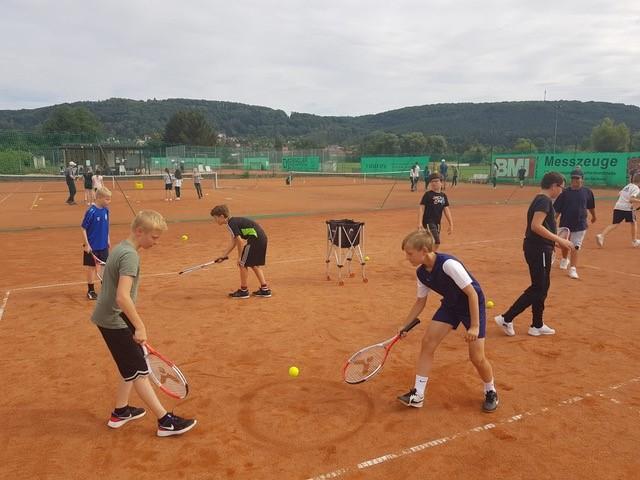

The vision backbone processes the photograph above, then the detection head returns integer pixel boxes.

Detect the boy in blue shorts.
[210,204,272,298]
[91,210,196,437]
[397,230,498,413]
[81,187,112,300]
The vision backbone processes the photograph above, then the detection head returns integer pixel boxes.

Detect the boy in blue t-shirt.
[553,169,596,279]
[81,187,112,300]
[397,230,498,413]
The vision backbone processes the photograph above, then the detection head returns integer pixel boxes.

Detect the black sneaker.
[87,290,98,300]
[157,413,197,437]
[252,288,272,298]
[397,388,424,408]
[482,390,499,412]
[228,289,250,299]
[107,406,146,428]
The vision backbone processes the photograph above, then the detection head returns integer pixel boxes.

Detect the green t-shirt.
[91,240,140,329]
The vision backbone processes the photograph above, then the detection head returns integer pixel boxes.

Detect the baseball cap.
[570,169,583,178]
[68,161,76,166]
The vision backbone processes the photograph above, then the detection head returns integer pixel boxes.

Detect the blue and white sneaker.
[107,406,146,428]
[157,413,197,437]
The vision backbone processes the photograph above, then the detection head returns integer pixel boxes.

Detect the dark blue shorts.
[83,247,109,266]
[432,302,487,338]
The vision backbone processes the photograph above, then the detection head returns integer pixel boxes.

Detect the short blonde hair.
[402,230,435,252]
[131,210,168,232]
[95,186,112,198]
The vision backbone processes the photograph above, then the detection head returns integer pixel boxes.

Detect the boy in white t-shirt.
[596,173,640,248]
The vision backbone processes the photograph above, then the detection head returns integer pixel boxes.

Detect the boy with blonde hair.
[397,230,498,412]
[81,186,112,300]
[91,210,196,436]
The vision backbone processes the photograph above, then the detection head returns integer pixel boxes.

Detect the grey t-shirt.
[91,240,140,329]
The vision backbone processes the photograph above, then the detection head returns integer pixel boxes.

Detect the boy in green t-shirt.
[91,210,196,437]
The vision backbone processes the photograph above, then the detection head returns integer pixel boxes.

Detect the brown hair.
[210,204,230,218]
[401,230,435,252]
[540,171,565,189]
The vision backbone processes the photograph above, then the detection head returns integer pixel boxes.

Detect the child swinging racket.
[343,318,420,384]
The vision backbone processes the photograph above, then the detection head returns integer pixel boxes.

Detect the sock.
[114,405,129,415]
[414,375,428,396]
[261,284,269,290]
[484,379,495,393]
[88,283,95,292]
[158,413,170,424]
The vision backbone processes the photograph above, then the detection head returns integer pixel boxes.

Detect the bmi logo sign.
[494,156,536,178]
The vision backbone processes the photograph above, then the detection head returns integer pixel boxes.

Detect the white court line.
[307,376,640,480]
[0,193,13,206]
[7,238,514,293]
[0,290,10,322]
[29,193,39,210]
[582,264,640,278]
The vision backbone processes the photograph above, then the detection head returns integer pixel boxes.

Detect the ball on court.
[288,366,300,377]
[364,256,370,262]
[181,234,188,241]
[487,300,495,308]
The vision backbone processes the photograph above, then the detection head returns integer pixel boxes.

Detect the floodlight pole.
[553,105,560,154]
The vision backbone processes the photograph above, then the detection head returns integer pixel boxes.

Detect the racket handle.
[401,318,421,333]
[215,256,228,263]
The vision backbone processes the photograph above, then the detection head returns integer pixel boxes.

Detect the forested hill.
[0,98,639,147]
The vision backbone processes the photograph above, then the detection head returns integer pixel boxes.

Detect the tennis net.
[286,171,410,187]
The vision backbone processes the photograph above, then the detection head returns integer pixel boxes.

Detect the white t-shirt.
[411,166,420,179]
[614,183,640,211]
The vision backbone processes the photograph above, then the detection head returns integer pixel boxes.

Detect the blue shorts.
[432,302,487,338]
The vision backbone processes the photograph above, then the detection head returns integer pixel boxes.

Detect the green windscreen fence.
[493,152,638,186]
[282,156,320,172]
[361,156,430,173]
[152,157,221,169]
[243,157,269,170]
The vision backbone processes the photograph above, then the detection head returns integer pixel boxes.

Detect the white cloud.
[1,0,639,114]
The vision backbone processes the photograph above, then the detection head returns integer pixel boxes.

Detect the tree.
[513,138,537,153]
[399,132,427,154]
[163,110,217,146]
[631,131,640,151]
[42,105,102,136]
[425,135,448,156]
[362,131,400,155]
[462,144,489,164]
[590,117,630,152]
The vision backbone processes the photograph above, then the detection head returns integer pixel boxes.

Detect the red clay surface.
[1,177,639,479]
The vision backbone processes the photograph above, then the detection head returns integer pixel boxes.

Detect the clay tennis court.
[1,176,638,479]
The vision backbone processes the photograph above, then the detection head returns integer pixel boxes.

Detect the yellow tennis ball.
[288,366,299,377]
[364,256,370,261]
[487,300,495,308]
[181,234,188,241]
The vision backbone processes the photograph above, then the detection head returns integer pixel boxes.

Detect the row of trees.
[30,106,640,160]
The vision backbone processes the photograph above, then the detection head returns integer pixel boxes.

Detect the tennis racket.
[178,256,228,275]
[91,252,106,281]
[343,318,420,384]
[143,343,189,399]
[552,227,571,264]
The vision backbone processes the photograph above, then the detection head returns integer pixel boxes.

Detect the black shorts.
[98,321,148,381]
[83,248,108,266]
[612,209,635,224]
[165,183,173,190]
[240,239,267,267]
[424,223,441,244]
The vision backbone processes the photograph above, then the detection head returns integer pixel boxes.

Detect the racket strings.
[344,345,386,383]
[147,355,188,398]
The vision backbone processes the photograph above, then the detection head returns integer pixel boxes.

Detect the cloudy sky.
[1,0,639,115]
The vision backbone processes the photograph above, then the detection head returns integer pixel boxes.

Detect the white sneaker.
[528,324,556,336]
[568,267,579,279]
[632,239,640,248]
[559,258,570,270]
[596,234,604,247]
[494,315,515,336]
